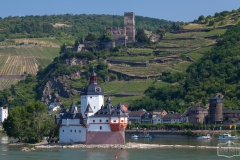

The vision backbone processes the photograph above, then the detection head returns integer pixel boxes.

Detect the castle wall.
[81,95,104,114]
[62,119,80,125]
[59,126,86,143]
[124,12,135,43]
[106,27,126,46]
[110,117,119,123]
[88,117,111,132]
[86,131,125,145]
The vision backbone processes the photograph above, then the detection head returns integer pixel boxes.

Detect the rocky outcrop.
[41,75,79,105]
[34,142,221,149]
[22,147,36,152]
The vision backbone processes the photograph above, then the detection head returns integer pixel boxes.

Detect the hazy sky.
[1,0,240,22]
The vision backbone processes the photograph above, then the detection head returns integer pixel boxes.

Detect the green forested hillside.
[0,14,174,42]
[129,22,240,112]
[183,9,240,29]
[1,11,240,112]
[184,22,240,109]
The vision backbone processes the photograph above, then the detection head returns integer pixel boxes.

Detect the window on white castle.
[100,119,102,123]
[70,130,72,132]
[63,130,64,132]
[106,120,108,122]
[74,130,76,133]
[79,130,81,133]
[100,126,102,130]
[90,97,92,99]
[93,120,95,123]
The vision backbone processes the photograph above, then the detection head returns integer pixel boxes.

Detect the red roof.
[122,105,128,111]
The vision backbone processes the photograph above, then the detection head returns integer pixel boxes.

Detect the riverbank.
[33,142,220,150]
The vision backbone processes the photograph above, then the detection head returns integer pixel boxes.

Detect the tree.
[135,29,149,43]
[85,33,97,41]
[198,15,205,21]
[3,101,56,143]
[99,32,113,42]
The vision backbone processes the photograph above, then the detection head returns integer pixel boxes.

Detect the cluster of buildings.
[55,70,128,144]
[53,69,240,145]
[128,94,240,125]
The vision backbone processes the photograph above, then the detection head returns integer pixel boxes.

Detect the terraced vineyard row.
[0,46,59,58]
[109,63,175,76]
[123,80,155,93]
[36,58,53,68]
[101,82,126,94]
[0,56,24,74]
[0,55,8,70]
[25,58,38,75]
[0,56,39,75]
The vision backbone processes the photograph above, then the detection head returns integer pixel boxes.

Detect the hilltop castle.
[64,12,136,52]
[106,12,135,46]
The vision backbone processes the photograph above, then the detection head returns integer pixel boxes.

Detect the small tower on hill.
[209,94,223,124]
[124,12,135,43]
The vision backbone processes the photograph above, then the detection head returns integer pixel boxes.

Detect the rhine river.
[1,134,240,160]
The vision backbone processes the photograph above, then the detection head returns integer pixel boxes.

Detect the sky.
[1,0,240,22]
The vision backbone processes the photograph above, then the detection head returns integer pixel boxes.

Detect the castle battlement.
[124,12,135,17]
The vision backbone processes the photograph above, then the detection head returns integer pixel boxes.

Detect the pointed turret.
[106,96,111,104]
[85,103,94,117]
[90,67,98,84]
[85,103,93,113]
[69,101,78,114]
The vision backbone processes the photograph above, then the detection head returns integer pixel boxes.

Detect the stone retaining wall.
[0,74,26,79]
[108,69,161,80]
[125,131,186,138]
[86,131,125,145]
[107,59,148,67]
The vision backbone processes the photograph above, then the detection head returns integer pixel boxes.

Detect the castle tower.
[81,69,104,116]
[209,94,223,124]
[124,12,135,43]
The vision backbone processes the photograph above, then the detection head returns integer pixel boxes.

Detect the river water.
[1,134,240,160]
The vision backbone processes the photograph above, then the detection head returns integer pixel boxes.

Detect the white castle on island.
[55,70,128,144]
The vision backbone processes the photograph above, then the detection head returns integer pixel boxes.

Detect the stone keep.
[124,12,135,43]
[209,94,223,124]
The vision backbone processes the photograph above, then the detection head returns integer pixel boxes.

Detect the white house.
[0,107,8,123]
[48,102,61,112]
[162,114,182,124]
[152,115,163,124]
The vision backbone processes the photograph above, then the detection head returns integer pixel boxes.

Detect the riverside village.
[1,8,240,159]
